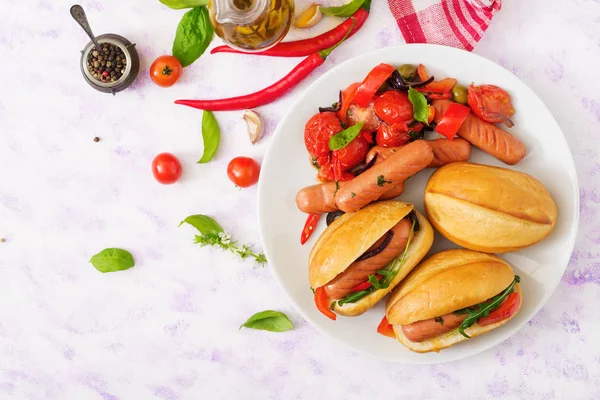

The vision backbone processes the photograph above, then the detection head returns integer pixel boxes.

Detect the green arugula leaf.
[172,7,214,67]
[240,310,293,332]
[320,0,366,17]
[198,110,220,163]
[328,122,364,151]
[179,214,223,235]
[159,0,208,9]
[408,87,429,125]
[90,248,135,273]
[457,275,521,338]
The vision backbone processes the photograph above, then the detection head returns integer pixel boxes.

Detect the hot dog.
[309,201,434,318]
[324,218,412,299]
[335,140,433,213]
[385,249,523,353]
[432,99,525,165]
[366,138,471,168]
[296,181,405,214]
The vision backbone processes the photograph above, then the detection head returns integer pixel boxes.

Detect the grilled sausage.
[324,218,412,299]
[432,99,525,165]
[401,313,468,342]
[335,140,434,213]
[365,138,471,168]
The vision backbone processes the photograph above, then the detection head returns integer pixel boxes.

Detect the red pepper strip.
[377,316,395,338]
[427,92,452,100]
[362,130,374,144]
[435,102,471,140]
[417,64,429,81]
[353,63,397,107]
[427,105,435,124]
[301,213,321,245]
[315,286,336,320]
[338,82,360,123]
[415,78,457,95]
[175,19,356,112]
[210,3,371,57]
[350,274,383,292]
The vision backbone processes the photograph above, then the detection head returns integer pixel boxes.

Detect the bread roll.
[424,162,557,253]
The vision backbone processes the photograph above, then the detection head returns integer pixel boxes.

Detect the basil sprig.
[320,0,366,17]
[328,122,364,151]
[408,87,429,125]
[240,310,293,332]
[455,275,521,338]
[198,110,220,163]
[337,216,416,306]
[90,248,135,273]
[159,0,208,9]
[172,7,214,67]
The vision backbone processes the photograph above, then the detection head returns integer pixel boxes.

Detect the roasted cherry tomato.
[152,153,182,184]
[377,316,396,338]
[304,112,343,168]
[227,156,260,188]
[468,84,515,127]
[338,82,360,123]
[376,122,411,148]
[373,91,413,125]
[347,102,382,133]
[478,292,521,326]
[301,213,321,245]
[149,55,182,88]
[335,134,370,170]
[353,63,396,107]
[314,286,336,320]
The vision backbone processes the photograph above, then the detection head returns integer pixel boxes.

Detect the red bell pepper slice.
[417,64,429,81]
[300,213,321,245]
[435,102,471,140]
[353,64,396,107]
[350,274,383,292]
[338,82,360,123]
[377,316,395,338]
[416,78,457,95]
[314,286,336,320]
[427,105,435,124]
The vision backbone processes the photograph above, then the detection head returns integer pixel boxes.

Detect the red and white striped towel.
[388,0,502,51]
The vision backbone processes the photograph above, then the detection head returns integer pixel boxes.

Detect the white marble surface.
[1,0,599,398]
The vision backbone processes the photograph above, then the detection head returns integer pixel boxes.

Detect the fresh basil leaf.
[329,122,364,151]
[198,111,220,163]
[320,0,366,17]
[179,214,223,235]
[240,310,293,332]
[172,7,214,68]
[159,0,208,9]
[90,248,135,273]
[408,87,429,125]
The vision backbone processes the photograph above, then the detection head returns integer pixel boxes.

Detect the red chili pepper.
[435,102,471,140]
[314,286,337,320]
[175,20,357,112]
[377,316,395,338]
[352,63,396,107]
[301,213,321,245]
[210,2,371,57]
[350,274,382,292]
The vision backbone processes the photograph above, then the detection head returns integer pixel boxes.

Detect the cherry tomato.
[376,122,411,147]
[149,55,182,88]
[468,84,515,127]
[227,157,261,188]
[373,91,413,125]
[377,316,395,338]
[335,134,369,170]
[152,153,182,185]
[347,102,382,132]
[478,292,521,326]
[304,112,342,168]
[314,286,336,320]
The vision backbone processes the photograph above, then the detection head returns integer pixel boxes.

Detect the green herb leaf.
[90,248,135,273]
[172,7,214,68]
[377,175,391,187]
[408,87,429,125]
[337,287,374,306]
[159,0,208,9]
[351,192,356,198]
[240,310,293,332]
[367,274,386,289]
[328,122,364,151]
[457,275,521,338]
[320,0,366,17]
[198,111,220,163]
[179,214,223,235]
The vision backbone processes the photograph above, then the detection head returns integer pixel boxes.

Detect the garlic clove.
[243,109,264,145]
[294,3,323,29]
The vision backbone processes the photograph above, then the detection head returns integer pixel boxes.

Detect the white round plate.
[258,44,579,364]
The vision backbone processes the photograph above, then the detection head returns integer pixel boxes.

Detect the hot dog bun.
[424,162,557,253]
[309,200,434,317]
[386,249,522,353]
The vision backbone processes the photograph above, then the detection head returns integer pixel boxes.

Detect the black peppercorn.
[93,137,100,142]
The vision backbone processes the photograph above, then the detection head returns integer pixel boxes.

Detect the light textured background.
[1,0,599,399]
